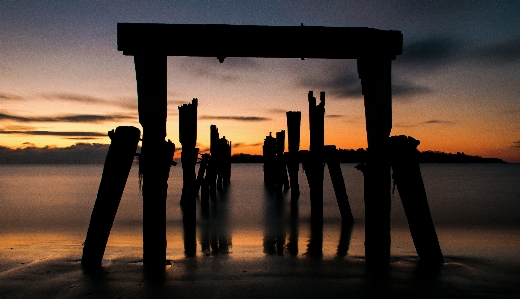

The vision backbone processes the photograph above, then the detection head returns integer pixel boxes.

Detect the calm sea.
[1,163,519,263]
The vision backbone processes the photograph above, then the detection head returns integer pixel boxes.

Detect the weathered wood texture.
[390,135,443,263]
[118,23,402,60]
[82,126,141,268]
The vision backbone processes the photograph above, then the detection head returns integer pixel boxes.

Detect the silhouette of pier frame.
[117,23,403,267]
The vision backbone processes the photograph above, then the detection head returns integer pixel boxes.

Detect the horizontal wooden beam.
[117,23,402,60]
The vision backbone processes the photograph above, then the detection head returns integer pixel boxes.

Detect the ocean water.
[0,163,519,265]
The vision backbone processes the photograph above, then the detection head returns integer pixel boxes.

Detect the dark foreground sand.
[1,254,519,299]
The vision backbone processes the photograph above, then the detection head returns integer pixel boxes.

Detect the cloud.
[0,143,111,164]
[476,36,520,64]
[395,119,456,128]
[232,142,262,148]
[0,130,106,137]
[325,114,344,118]
[398,36,463,68]
[295,67,363,99]
[0,93,24,101]
[512,141,520,148]
[0,112,134,123]
[392,80,431,98]
[266,108,289,114]
[41,93,107,104]
[180,57,260,83]
[199,115,271,122]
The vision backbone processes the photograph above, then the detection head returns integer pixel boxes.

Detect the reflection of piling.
[82,126,141,268]
[179,98,198,210]
[358,58,392,266]
[325,145,354,224]
[308,91,325,223]
[390,135,443,263]
[263,133,277,188]
[286,111,301,204]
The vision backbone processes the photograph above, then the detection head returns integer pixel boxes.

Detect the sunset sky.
[1,1,519,162]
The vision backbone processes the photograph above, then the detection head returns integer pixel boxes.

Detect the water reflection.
[263,188,286,255]
[286,204,299,256]
[336,222,354,257]
[306,219,323,258]
[198,190,232,256]
[181,205,196,258]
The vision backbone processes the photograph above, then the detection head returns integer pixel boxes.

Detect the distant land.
[0,144,506,164]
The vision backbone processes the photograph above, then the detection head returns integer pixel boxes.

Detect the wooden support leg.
[325,145,354,224]
[286,111,301,204]
[390,135,443,264]
[308,91,325,223]
[82,126,141,268]
[134,53,174,269]
[358,58,392,265]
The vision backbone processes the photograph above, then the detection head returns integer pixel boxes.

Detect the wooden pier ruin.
[81,22,443,269]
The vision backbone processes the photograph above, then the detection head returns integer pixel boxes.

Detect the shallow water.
[0,163,519,264]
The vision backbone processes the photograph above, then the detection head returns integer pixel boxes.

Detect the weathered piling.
[141,139,175,268]
[308,91,325,223]
[324,145,354,224]
[263,133,277,188]
[390,135,443,263]
[82,126,141,268]
[196,153,210,195]
[208,125,219,198]
[217,136,231,190]
[133,53,175,269]
[275,130,289,197]
[179,98,198,210]
[357,58,393,265]
[286,111,301,204]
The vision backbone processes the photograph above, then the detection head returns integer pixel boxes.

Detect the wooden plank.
[118,23,402,60]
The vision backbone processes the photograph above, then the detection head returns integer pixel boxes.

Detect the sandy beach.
[1,251,519,299]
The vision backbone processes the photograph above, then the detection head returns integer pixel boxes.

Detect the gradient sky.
[1,1,519,162]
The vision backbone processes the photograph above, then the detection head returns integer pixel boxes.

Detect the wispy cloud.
[180,57,260,83]
[0,130,106,137]
[199,115,271,122]
[395,119,456,128]
[0,112,134,123]
[392,80,431,99]
[398,36,463,69]
[41,93,107,104]
[0,93,24,101]
[266,108,289,114]
[476,36,520,64]
[512,141,520,148]
[232,142,262,148]
[325,114,344,118]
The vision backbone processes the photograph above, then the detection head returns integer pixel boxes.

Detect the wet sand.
[1,252,519,299]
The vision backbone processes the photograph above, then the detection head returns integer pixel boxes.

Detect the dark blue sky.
[1,1,520,161]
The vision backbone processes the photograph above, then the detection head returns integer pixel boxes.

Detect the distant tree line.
[0,144,506,164]
[230,149,506,163]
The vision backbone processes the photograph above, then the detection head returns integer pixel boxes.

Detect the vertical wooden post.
[275,130,288,197]
[208,125,219,198]
[82,126,141,268]
[357,57,392,265]
[134,53,174,269]
[286,111,301,204]
[390,135,443,263]
[196,153,210,195]
[263,133,277,188]
[179,98,198,210]
[324,145,354,224]
[308,91,325,223]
